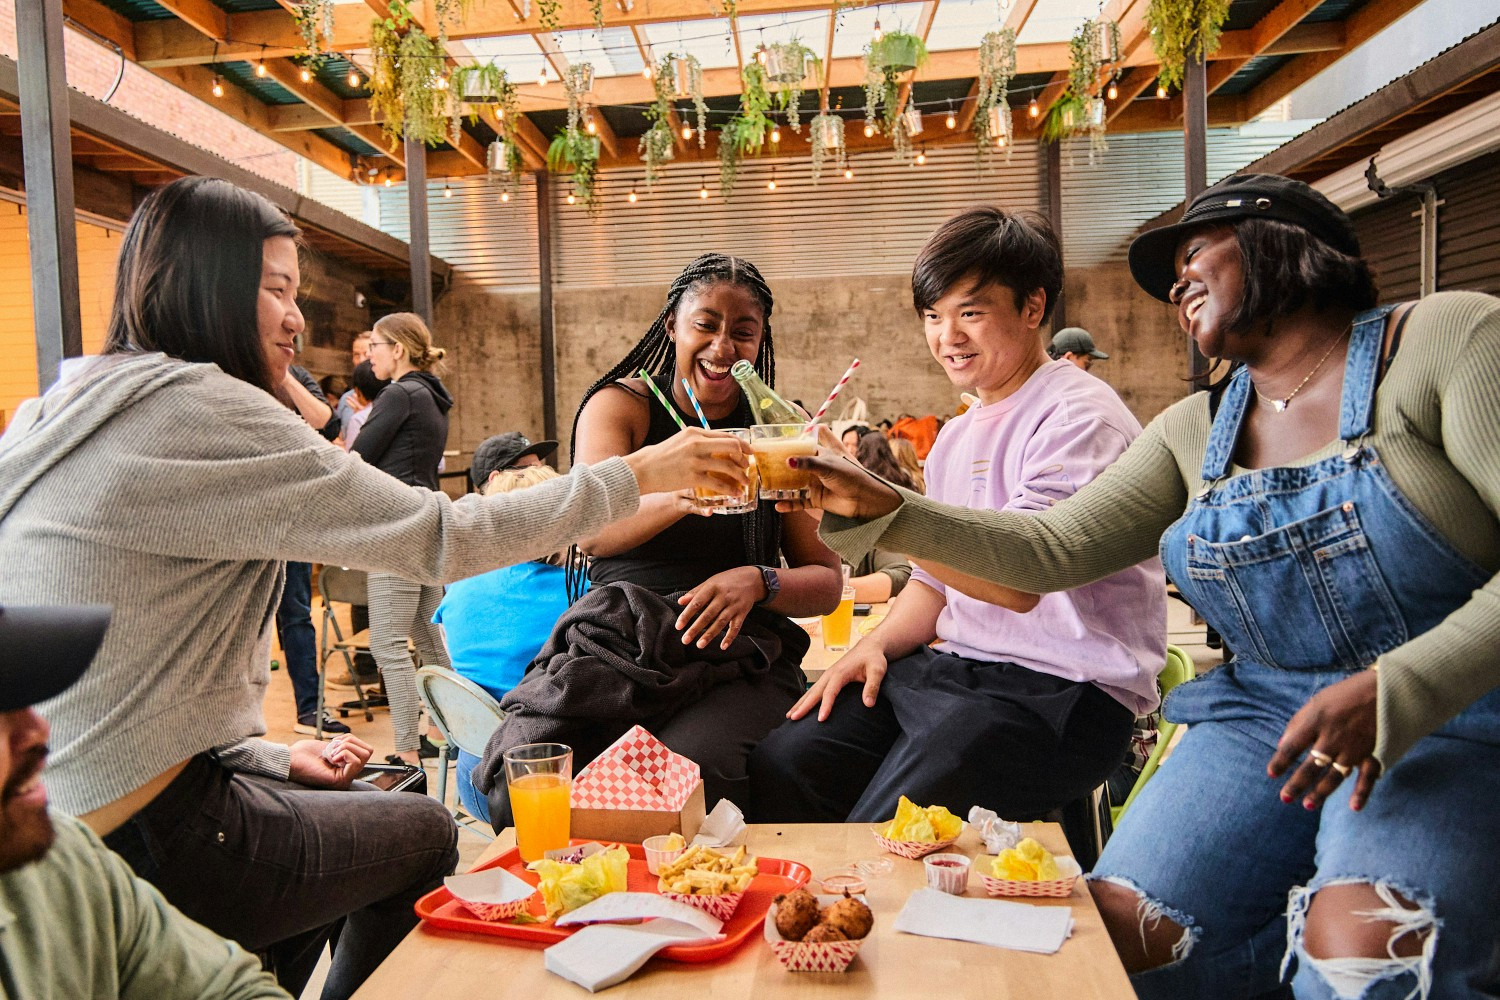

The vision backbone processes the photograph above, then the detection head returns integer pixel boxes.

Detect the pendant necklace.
[1252,323,1350,413]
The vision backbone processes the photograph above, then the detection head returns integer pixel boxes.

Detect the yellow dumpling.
[881,795,963,843]
[991,838,1060,881]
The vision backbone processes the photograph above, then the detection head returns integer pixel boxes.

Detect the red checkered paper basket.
[763,896,868,973]
[979,855,1083,898]
[570,725,701,811]
[661,890,744,921]
[872,829,958,860]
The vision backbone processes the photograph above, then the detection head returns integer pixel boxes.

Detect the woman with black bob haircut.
[0,176,747,1000]
[477,253,842,827]
[780,173,1500,1000]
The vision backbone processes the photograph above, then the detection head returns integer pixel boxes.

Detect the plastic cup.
[821,566,856,651]
[750,424,817,500]
[923,853,971,894]
[503,743,572,862]
[642,834,687,875]
[692,429,757,514]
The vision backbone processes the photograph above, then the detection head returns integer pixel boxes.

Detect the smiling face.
[0,708,54,873]
[921,275,1048,406]
[1170,224,1254,361]
[667,281,765,418]
[257,236,304,385]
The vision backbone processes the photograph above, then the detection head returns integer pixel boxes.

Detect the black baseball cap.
[470,432,559,486]
[0,605,111,712]
[1049,328,1108,360]
[1129,173,1361,302]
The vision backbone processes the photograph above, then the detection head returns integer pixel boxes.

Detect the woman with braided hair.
[478,254,842,823]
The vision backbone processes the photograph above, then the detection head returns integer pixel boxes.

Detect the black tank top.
[589,383,768,595]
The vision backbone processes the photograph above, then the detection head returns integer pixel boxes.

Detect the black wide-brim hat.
[1128,173,1361,302]
[0,605,111,712]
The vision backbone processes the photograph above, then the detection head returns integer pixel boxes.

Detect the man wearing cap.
[0,605,291,999]
[1048,327,1109,371]
[467,430,558,490]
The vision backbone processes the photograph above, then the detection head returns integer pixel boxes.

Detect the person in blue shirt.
[433,432,570,823]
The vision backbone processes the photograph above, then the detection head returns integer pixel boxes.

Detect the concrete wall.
[433,265,1191,468]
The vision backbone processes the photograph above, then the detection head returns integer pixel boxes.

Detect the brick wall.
[0,2,298,188]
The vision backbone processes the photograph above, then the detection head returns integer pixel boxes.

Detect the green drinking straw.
[680,378,712,429]
[638,369,687,430]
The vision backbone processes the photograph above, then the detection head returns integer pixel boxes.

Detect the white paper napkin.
[893,888,1074,954]
[554,892,724,935]
[544,920,725,992]
[442,867,536,906]
[691,799,746,847]
[967,806,1023,854]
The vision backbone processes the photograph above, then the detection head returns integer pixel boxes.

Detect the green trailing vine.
[449,63,516,145]
[656,53,708,147]
[763,40,819,130]
[717,62,774,199]
[548,130,602,211]
[537,0,562,34]
[431,0,474,50]
[589,0,605,33]
[563,63,594,136]
[808,112,845,184]
[293,0,336,55]
[973,28,1016,160]
[638,122,675,188]
[863,31,927,135]
[1146,0,1232,92]
[1041,92,1086,144]
[369,2,448,148]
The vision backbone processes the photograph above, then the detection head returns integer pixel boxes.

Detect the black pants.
[748,646,1133,823]
[104,754,458,1000]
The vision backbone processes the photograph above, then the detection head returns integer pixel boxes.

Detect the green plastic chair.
[1110,644,1194,826]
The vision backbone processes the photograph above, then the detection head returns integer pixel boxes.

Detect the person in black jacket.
[352,313,454,763]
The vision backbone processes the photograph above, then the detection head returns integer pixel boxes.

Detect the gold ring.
[1329,760,1352,777]
[1308,750,1333,768]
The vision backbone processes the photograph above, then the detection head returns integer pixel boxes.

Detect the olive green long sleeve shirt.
[822,291,1500,767]
[0,813,289,1000]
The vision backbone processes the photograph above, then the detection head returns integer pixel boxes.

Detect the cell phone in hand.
[853,604,872,616]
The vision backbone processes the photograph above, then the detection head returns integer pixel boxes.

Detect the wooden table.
[352,822,1135,999]
[797,603,889,685]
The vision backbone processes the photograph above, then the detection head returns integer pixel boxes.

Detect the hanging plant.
[294,0,336,54]
[863,31,927,135]
[548,130,602,211]
[537,0,562,33]
[717,67,772,199]
[974,101,1014,165]
[369,2,449,148]
[763,40,819,130]
[431,0,474,50]
[1146,0,1231,92]
[639,121,675,188]
[657,53,708,147]
[809,112,845,184]
[1068,18,1119,103]
[486,138,523,196]
[562,63,595,137]
[589,0,605,33]
[448,63,515,144]
[1041,92,1086,144]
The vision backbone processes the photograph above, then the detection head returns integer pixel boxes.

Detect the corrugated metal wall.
[1353,195,1421,303]
[1437,149,1500,298]
[380,174,544,288]
[545,141,1043,287]
[1058,120,1313,267]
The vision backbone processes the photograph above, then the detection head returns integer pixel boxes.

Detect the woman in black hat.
[777,173,1500,999]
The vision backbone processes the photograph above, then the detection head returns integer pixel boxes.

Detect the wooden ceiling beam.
[1002,0,1043,34]
[1244,0,1419,118]
[953,78,980,132]
[147,0,228,42]
[62,0,139,60]
[1105,64,1157,123]
[261,58,405,168]
[818,8,837,111]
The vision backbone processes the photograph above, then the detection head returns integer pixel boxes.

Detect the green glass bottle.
[731,360,801,425]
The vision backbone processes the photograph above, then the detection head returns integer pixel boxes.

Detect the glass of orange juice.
[502,742,572,862]
[821,565,856,651]
[750,424,817,500]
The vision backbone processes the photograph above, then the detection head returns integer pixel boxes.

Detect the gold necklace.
[1252,324,1350,413]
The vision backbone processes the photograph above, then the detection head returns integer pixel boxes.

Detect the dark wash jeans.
[104,754,458,1000]
[276,560,319,719]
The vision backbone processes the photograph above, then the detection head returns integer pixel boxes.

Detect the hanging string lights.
[211,76,224,98]
[699,175,709,199]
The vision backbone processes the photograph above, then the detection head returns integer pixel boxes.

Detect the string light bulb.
[843,167,854,179]
[946,101,956,129]
[628,186,638,203]
[500,190,511,203]
[698,176,709,199]
[1028,98,1039,118]
[585,114,596,135]
[767,168,777,191]
[1107,81,1118,100]
[299,66,312,83]
[443,182,453,198]
[256,60,268,78]
[770,125,781,143]
[436,73,449,91]
[642,65,652,79]
[756,46,767,64]
[1157,84,1168,98]
[384,174,393,187]
[681,122,693,140]
[348,69,361,88]
[872,18,883,43]
[566,192,576,204]
[211,76,224,98]
[916,146,926,165]
[538,64,549,87]
[863,123,875,138]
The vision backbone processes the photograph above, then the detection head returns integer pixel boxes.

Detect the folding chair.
[416,666,506,841]
[316,566,377,738]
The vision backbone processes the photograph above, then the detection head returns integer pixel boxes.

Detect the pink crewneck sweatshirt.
[911,359,1166,714]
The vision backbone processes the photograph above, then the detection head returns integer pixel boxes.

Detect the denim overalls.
[1093,307,1500,1000]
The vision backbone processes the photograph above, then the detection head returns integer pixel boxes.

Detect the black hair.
[856,432,915,492]
[104,176,301,393]
[1224,218,1379,334]
[350,359,389,402]
[842,424,871,441]
[911,207,1063,324]
[566,252,780,601]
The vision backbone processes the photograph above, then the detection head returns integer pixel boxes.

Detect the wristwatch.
[756,565,781,606]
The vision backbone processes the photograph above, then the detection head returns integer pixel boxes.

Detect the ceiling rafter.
[630,26,690,154]
[261,58,405,168]
[1244,0,1414,118]
[818,8,837,111]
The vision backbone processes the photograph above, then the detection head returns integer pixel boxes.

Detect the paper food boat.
[978,855,1083,898]
[763,894,868,973]
[661,889,744,922]
[443,867,538,921]
[872,828,959,860]
[571,726,706,843]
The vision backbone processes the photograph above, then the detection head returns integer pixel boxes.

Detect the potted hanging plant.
[864,30,927,135]
[638,120,675,188]
[449,62,515,143]
[369,1,448,148]
[716,65,772,199]
[486,138,523,196]
[764,40,819,130]
[973,29,1016,163]
[659,53,709,146]
[563,63,595,137]
[1146,0,1231,92]
[548,129,602,211]
[808,112,845,184]
[294,0,337,54]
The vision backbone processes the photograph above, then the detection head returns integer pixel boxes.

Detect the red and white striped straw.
[803,358,861,433]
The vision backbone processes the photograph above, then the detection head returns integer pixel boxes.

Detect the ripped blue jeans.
[1092,663,1500,1000]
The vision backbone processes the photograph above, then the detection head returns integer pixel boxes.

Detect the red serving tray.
[415,841,811,963]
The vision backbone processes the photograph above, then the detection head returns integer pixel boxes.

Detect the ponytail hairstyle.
[373,312,448,373]
[566,253,780,601]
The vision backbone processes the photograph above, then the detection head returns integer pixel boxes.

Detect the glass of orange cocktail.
[750,424,818,500]
[502,742,572,861]
[693,428,757,514]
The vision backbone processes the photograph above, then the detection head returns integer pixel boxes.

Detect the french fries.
[656,844,759,896]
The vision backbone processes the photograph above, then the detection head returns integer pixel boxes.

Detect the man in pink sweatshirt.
[750,208,1166,824]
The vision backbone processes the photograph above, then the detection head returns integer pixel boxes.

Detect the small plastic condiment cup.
[642,835,686,876]
[923,853,972,895]
[818,871,868,896]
